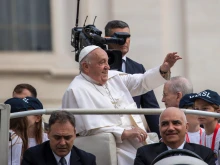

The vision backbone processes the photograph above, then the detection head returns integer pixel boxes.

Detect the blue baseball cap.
[4,98,28,113]
[23,97,43,110]
[193,89,220,106]
[179,93,197,108]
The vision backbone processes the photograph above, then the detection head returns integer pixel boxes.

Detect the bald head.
[159,107,188,149]
[159,107,187,124]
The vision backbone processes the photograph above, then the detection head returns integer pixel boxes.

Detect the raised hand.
[160,52,182,72]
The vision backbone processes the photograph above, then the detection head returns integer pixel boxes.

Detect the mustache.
[57,146,67,149]
[166,133,177,135]
[165,130,178,135]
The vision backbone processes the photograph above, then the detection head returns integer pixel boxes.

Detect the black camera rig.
[71,0,130,70]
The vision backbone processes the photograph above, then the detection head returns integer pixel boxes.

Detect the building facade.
[0,0,220,113]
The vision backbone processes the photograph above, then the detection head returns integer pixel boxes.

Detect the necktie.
[59,157,67,165]
[120,59,125,72]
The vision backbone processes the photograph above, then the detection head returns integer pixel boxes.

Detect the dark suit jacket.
[125,57,160,134]
[134,142,215,165]
[21,141,96,165]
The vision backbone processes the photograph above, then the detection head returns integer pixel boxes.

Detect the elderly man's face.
[87,48,110,85]
[159,108,188,148]
[162,83,180,108]
[48,121,76,157]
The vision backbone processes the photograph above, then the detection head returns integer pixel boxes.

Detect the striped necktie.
[59,157,67,165]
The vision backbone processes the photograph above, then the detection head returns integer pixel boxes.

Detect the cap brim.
[179,102,194,108]
[194,96,216,105]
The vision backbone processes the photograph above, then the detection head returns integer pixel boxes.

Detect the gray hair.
[79,53,92,72]
[167,76,193,96]
[105,20,129,36]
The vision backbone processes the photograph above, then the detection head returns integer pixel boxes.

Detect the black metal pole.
[75,0,80,27]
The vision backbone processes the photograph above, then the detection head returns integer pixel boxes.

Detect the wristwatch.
[159,68,167,75]
[159,68,171,80]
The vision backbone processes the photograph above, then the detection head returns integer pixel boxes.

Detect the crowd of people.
[4,20,220,165]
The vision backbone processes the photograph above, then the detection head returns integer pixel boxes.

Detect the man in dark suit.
[105,20,160,134]
[134,107,215,165]
[22,111,96,165]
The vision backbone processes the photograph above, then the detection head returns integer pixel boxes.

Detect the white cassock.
[62,66,167,165]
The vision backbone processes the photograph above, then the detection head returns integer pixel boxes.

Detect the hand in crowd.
[121,127,148,143]
[160,52,182,72]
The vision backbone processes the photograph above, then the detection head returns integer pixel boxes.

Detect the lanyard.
[186,128,202,144]
[204,124,219,151]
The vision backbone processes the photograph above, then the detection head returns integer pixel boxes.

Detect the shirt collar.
[167,141,186,150]
[52,151,71,165]
[81,72,101,85]
[122,55,127,61]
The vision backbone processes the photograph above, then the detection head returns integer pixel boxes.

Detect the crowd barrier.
[1,104,220,164]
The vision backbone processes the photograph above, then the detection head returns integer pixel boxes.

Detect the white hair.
[167,76,193,96]
[79,53,92,72]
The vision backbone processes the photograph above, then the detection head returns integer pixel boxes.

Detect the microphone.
[90,33,125,45]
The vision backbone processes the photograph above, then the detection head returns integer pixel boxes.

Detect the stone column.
[160,0,187,77]
[50,0,79,68]
[50,0,70,55]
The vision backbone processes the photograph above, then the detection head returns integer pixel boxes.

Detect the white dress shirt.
[167,141,186,150]
[53,151,71,165]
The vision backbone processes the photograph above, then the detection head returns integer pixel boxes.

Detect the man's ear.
[177,92,183,100]
[185,122,189,133]
[47,130,51,139]
[82,62,89,73]
[73,128,77,137]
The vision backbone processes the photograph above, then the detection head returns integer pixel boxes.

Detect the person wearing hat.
[5,98,29,165]
[12,84,49,135]
[194,89,220,165]
[62,45,181,164]
[23,97,49,148]
[105,20,160,136]
[179,93,204,144]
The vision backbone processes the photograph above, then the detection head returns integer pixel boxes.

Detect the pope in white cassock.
[62,45,182,165]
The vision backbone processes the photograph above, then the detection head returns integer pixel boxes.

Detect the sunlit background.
[1,0,220,119]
